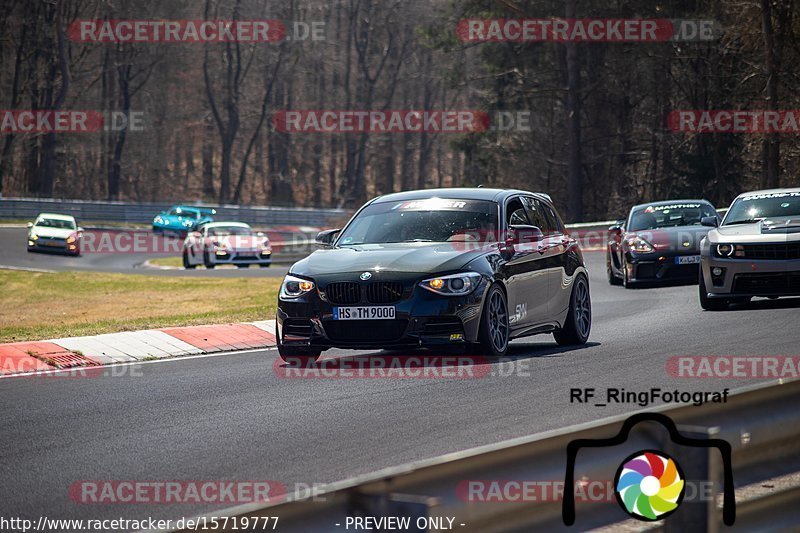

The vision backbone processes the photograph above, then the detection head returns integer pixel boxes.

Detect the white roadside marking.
[0,264,58,273]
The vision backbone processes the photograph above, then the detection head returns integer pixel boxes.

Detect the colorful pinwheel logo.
[614,450,685,521]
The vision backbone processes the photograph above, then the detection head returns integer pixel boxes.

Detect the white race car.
[182,222,272,269]
[700,187,800,309]
[27,213,83,256]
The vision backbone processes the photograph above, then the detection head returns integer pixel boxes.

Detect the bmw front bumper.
[276,275,489,351]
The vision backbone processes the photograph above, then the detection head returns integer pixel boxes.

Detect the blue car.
[152,206,216,236]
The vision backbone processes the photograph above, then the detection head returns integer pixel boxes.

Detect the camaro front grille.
[324,281,406,304]
[740,243,800,260]
[733,272,800,295]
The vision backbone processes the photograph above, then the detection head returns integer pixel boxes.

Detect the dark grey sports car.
[276,188,591,363]
[607,200,720,288]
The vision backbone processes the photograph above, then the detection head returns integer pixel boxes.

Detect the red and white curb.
[0,320,277,376]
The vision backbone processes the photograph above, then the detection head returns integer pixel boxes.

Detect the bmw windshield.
[724,191,800,225]
[337,198,498,245]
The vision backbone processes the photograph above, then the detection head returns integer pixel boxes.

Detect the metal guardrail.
[166,380,800,532]
[0,197,347,227]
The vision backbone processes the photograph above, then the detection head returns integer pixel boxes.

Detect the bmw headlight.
[624,236,654,253]
[280,274,315,299]
[420,272,482,296]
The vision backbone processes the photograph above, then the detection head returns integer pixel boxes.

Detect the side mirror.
[315,228,340,247]
[27,222,33,229]
[509,224,543,244]
[701,216,719,228]
[608,220,625,237]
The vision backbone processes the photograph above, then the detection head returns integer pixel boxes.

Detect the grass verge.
[0,269,280,343]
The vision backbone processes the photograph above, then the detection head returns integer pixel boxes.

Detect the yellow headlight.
[429,278,445,290]
[299,281,314,291]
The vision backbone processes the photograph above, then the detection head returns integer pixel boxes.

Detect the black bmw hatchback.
[276,188,591,362]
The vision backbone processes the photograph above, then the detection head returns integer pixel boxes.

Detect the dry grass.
[0,270,280,342]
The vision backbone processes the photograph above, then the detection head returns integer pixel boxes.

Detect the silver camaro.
[699,187,800,310]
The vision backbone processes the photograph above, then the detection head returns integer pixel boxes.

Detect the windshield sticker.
[643,203,702,213]
[740,191,800,201]
[392,199,468,211]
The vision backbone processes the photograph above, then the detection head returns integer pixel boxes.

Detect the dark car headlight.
[280,274,316,300]
[420,272,482,296]
[624,236,654,253]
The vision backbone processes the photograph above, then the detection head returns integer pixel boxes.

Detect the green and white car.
[699,188,800,310]
[27,213,83,256]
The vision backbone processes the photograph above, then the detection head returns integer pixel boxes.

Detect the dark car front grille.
[366,282,404,303]
[740,243,800,260]
[733,272,800,295]
[325,282,361,304]
[323,319,408,342]
[324,281,406,304]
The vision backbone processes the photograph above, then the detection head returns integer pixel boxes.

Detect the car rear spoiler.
[197,208,217,216]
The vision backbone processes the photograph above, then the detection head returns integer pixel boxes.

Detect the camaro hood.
[291,242,492,277]
[30,227,74,239]
[710,217,800,243]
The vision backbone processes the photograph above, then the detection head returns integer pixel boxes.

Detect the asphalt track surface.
[1,250,799,531]
[0,227,288,277]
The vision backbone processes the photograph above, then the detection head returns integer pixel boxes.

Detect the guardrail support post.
[664,425,722,533]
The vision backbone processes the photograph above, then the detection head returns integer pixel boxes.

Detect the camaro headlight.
[420,272,482,296]
[625,236,654,253]
[280,274,315,299]
[714,244,744,258]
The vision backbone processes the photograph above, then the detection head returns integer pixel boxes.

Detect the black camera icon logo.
[562,412,735,526]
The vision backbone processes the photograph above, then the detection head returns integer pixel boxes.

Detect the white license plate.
[333,306,395,320]
[676,255,701,264]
